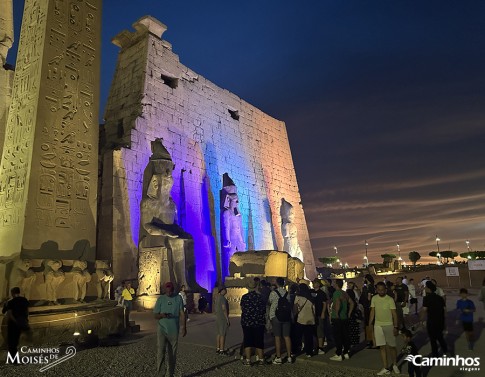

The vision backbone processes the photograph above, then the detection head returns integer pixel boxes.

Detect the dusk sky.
[9,1,485,267]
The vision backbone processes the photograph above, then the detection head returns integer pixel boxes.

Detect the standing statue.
[43,260,65,305]
[280,199,304,262]
[139,139,199,293]
[71,260,91,303]
[8,257,36,301]
[95,260,114,300]
[220,173,246,277]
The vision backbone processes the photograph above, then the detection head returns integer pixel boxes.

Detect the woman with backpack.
[293,283,316,357]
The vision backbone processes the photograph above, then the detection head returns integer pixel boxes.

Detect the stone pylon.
[0,0,102,258]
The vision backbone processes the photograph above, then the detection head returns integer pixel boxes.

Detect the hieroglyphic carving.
[0,0,102,256]
[0,0,48,255]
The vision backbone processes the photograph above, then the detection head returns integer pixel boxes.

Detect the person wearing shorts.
[240,280,266,366]
[370,281,399,375]
[268,277,293,364]
[215,286,230,355]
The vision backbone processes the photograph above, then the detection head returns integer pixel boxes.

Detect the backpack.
[275,290,292,322]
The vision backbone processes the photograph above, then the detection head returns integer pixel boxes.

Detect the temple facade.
[99,16,316,289]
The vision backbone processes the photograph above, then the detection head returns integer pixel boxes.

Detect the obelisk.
[0,0,14,156]
[0,0,102,258]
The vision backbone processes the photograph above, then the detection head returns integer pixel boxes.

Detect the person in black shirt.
[360,274,376,348]
[311,279,328,354]
[401,329,421,377]
[393,277,409,330]
[240,280,266,366]
[2,287,30,359]
[421,281,448,356]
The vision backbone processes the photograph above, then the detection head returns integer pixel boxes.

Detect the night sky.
[8,1,485,267]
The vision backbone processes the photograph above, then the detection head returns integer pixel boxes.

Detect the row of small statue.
[8,258,114,305]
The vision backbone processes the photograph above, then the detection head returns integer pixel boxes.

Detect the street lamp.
[397,243,402,261]
[334,246,338,255]
[466,240,471,252]
[436,236,440,253]
[365,240,368,262]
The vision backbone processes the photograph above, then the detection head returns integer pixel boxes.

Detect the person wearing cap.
[215,285,230,355]
[154,282,187,377]
[420,281,447,357]
[240,280,266,366]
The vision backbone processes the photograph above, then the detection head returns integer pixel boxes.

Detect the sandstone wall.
[100,17,316,289]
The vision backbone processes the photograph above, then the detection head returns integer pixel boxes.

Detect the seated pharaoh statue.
[138,139,200,295]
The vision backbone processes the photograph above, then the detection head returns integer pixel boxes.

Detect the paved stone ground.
[0,291,483,376]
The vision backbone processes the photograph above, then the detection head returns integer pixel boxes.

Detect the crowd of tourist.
[208,274,483,376]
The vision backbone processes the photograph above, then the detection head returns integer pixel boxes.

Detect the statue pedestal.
[0,301,124,349]
[138,245,168,296]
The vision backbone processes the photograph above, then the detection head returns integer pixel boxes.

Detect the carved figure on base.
[95,260,113,300]
[220,173,246,277]
[43,260,65,305]
[139,139,201,293]
[72,260,91,303]
[8,258,36,301]
[280,199,304,262]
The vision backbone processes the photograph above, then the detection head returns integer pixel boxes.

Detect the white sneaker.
[392,364,400,374]
[272,357,282,365]
[287,356,294,364]
[377,368,390,375]
[343,353,350,359]
[318,348,326,355]
[330,354,342,361]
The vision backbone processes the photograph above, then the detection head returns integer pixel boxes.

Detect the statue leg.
[167,238,188,289]
[52,275,65,304]
[45,274,54,303]
[72,275,80,301]
[22,275,36,301]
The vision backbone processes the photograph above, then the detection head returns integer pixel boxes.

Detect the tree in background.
[408,251,421,267]
[381,253,396,268]
[428,250,458,264]
[460,251,485,260]
[318,256,339,266]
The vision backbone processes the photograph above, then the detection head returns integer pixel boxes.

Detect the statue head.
[73,260,88,270]
[280,198,295,223]
[147,168,173,199]
[44,259,62,272]
[95,260,110,269]
[14,258,32,271]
